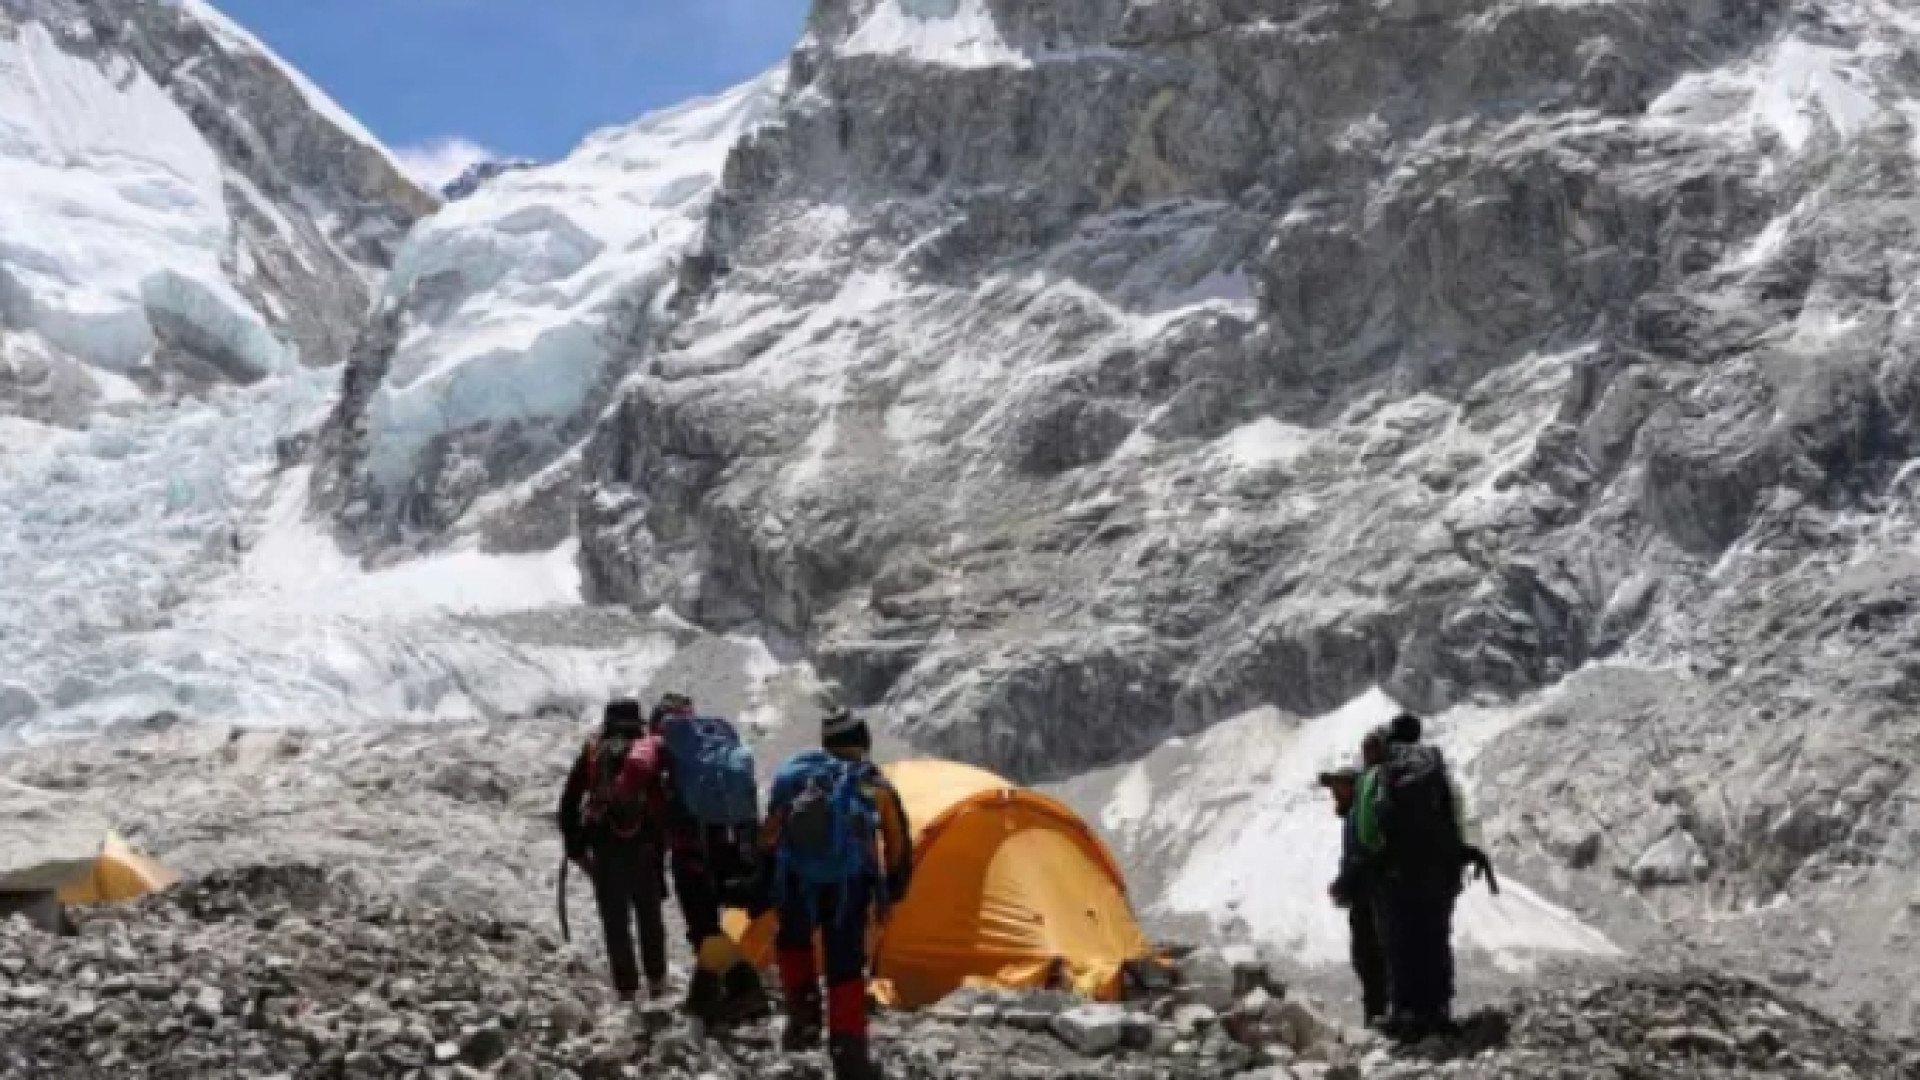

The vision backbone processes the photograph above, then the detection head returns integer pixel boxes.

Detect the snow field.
[1105,689,1620,971]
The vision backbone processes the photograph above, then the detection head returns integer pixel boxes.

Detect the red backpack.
[584,727,667,839]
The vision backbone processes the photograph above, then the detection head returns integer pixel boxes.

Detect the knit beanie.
[821,709,870,750]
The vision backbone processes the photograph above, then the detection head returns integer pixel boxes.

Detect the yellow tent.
[728,760,1154,1008]
[55,832,179,905]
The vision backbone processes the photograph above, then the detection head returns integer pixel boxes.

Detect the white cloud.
[393,137,497,190]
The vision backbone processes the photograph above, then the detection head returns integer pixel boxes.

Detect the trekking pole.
[557,854,573,945]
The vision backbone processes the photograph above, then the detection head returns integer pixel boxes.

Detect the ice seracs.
[317,68,787,539]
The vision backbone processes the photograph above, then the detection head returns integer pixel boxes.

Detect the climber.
[764,709,913,1080]
[1355,713,1498,1041]
[1321,761,1387,1027]
[651,692,770,1025]
[558,698,671,1002]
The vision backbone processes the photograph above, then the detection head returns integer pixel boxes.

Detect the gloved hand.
[1329,882,1351,909]
[1463,845,1499,895]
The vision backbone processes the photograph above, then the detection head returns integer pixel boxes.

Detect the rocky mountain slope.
[307,0,1920,1027]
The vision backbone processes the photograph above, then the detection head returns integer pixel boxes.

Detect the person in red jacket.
[558,698,669,1002]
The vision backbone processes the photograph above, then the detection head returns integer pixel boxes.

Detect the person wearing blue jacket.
[761,710,912,1080]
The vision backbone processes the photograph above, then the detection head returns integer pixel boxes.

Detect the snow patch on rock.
[843,0,1025,68]
[1094,689,1620,972]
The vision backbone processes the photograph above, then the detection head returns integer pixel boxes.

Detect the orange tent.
[55,832,179,905]
[726,760,1153,1008]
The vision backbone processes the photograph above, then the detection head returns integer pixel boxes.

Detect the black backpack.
[1374,743,1464,874]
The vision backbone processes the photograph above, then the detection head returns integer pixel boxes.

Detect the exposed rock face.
[571,0,1917,785]
[0,0,432,424]
[441,157,539,202]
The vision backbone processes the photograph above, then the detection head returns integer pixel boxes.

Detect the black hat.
[1388,713,1423,743]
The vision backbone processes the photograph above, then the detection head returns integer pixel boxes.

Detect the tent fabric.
[728,759,1152,1008]
[56,832,178,905]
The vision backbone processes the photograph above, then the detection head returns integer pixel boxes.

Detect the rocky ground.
[4,864,1916,1080]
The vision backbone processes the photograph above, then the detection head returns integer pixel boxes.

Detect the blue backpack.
[660,716,760,828]
[776,754,879,891]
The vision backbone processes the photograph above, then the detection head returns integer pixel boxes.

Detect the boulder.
[1119,1011,1158,1051]
[1272,999,1339,1058]
[458,1022,508,1067]
[1051,1004,1127,1056]
[1633,830,1709,886]
[1173,1002,1219,1038]
[1174,947,1238,1011]
[1220,944,1283,997]
[0,684,39,724]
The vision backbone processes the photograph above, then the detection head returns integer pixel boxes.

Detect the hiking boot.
[683,969,724,1023]
[720,962,772,1024]
[1380,1011,1423,1042]
[645,977,670,1001]
[829,1035,883,1080]
[782,986,824,1052]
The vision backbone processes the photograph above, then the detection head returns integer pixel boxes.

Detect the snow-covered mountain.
[310,72,786,550]
[0,0,434,420]
[0,9,808,747]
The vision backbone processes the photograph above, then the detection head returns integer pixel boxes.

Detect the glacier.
[0,17,249,376]
[322,69,788,538]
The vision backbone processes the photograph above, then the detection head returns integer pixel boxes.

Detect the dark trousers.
[775,877,873,1038]
[589,837,667,997]
[1348,896,1388,1021]
[1379,880,1457,1021]
[671,849,724,949]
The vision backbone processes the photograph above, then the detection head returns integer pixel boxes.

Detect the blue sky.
[215,0,809,186]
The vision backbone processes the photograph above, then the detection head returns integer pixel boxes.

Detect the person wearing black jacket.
[1358,715,1499,1041]
[558,698,669,1002]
